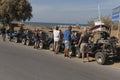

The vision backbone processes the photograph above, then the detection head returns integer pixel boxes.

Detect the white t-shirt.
[53,29,60,41]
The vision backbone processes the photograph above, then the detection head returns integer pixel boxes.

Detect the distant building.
[10,21,24,27]
[94,20,104,26]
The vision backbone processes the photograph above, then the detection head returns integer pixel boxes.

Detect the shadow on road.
[105,58,120,65]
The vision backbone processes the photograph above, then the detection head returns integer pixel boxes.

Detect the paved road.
[0,40,120,80]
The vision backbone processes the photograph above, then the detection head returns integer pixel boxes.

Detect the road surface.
[0,40,120,80]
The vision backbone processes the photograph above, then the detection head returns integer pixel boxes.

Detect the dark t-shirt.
[81,33,89,43]
[1,27,6,34]
[34,32,39,40]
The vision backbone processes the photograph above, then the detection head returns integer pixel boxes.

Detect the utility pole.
[98,4,101,21]
[118,13,120,38]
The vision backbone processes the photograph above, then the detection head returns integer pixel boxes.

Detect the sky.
[28,0,120,24]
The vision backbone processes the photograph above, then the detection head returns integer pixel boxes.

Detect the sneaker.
[81,61,85,63]
[83,60,91,62]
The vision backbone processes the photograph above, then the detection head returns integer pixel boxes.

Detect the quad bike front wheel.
[14,37,18,43]
[39,42,43,49]
[95,52,107,65]
[76,47,82,58]
[49,43,54,51]
[22,39,26,45]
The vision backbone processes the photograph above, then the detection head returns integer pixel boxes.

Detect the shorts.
[80,43,88,53]
[54,41,59,46]
[2,34,6,39]
[34,38,39,43]
[64,40,71,49]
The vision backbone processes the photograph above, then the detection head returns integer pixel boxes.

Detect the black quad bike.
[39,30,54,50]
[39,37,54,50]
[13,32,26,43]
[39,36,65,52]
[22,30,35,46]
[87,31,120,65]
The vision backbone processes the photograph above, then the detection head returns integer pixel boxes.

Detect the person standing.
[1,24,6,42]
[78,27,90,62]
[53,26,60,54]
[34,29,40,49]
[63,26,72,57]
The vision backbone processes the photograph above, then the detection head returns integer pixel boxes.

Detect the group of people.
[0,24,91,63]
[53,26,90,63]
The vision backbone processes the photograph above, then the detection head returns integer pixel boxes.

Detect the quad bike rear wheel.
[26,40,30,46]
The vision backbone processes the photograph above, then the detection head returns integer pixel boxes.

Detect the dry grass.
[24,25,82,33]
[0,24,119,37]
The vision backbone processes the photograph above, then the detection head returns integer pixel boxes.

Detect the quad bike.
[39,37,54,50]
[22,30,35,46]
[87,31,119,65]
[13,32,26,43]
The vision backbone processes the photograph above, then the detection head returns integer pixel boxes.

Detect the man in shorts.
[78,27,90,62]
[34,29,40,49]
[63,26,72,57]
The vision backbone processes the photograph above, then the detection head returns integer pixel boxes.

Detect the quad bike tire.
[95,52,107,65]
[22,39,26,45]
[76,47,82,58]
[49,43,54,51]
[39,42,44,49]
[14,37,18,43]
[26,40,30,46]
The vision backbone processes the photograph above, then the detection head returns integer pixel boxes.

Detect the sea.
[25,22,88,28]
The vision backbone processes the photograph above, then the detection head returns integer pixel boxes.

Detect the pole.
[98,4,101,21]
[118,13,120,38]
[110,22,112,35]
